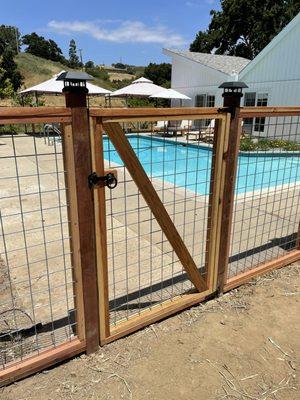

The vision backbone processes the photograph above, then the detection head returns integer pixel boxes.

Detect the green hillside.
[15,52,114,91]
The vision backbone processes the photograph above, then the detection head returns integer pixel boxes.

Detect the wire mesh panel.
[101,117,220,326]
[228,114,300,278]
[0,123,78,369]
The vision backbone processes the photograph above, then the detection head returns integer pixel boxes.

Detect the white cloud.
[48,20,187,47]
[186,0,215,6]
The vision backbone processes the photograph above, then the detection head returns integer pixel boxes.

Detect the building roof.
[163,49,250,76]
[239,12,300,78]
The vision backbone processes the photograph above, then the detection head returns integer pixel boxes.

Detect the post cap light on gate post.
[219,81,248,111]
[56,71,94,93]
[219,81,248,98]
[57,71,94,107]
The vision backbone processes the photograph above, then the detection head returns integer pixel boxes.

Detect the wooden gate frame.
[90,108,231,345]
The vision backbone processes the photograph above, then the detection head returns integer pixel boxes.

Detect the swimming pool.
[103,135,300,195]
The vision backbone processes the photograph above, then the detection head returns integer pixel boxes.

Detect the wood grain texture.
[224,250,300,291]
[71,107,100,354]
[91,118,110,343]
[240,106,300,118]
[204,114,230,291]
[0,107,72,125]
[0,339,85,387]
[91,107,220,118]
[104,290,212,344]
[0,106,71,117]
[61,123,86,340]
[0,116,72,125]
[102,114,223,123]
[217,113,242,292]
[103,121,207,292]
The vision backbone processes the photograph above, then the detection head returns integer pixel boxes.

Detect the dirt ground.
[1,264,299,400]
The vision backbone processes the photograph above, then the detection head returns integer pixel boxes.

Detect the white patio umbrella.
[150,88,191,107]
[110,77,164,97]
[149,88,191,100]
[19,71,112,97]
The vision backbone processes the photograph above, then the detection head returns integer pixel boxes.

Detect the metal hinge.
[88,171,118,189]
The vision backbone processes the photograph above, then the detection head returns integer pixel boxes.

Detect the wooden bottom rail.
[0,338,86,387]
[224,250,300,292]
[102,290,212,345]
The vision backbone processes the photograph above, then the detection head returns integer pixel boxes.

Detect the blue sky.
[3,0,220,65]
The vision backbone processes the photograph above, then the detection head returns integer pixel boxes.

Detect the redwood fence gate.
[1,103,300,385]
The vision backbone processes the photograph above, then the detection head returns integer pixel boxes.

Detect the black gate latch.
[88,172,118,189]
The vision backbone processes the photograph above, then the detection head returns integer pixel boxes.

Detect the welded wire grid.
[103,117,218,325]
[229,115,300,278]
[0,123,76,369]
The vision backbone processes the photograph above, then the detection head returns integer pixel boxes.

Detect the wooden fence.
[0,104,300,385]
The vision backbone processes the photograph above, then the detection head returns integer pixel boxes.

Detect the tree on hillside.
[112,62,126,69]
[0,25,21,56]
[48,39,67,63]
[68,39,81,68]
[0,67,14,99]
[85,60,95,70]
[23,33,51,59]
[190,0,300,59]
[22,33,66,63]
[0,48,23,91]
[144,63,171,87]
[85,60,109,81]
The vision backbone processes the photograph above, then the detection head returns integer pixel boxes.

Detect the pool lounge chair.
[183,119,216,141]
[153,120,168,132]
[154,120,183,137]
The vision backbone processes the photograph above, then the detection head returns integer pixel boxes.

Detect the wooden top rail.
[0,106,72,124]
[91,105,300,122]
[240,106,300,118]
[91,107,225,123]
[1,105,299,125]
[90,106,221,118]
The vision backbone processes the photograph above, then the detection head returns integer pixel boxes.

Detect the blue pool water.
[103,135,300,195]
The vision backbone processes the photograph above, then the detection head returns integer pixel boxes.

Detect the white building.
[164,12,300,137]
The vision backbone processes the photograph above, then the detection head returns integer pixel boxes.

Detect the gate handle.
[88,170,118,189]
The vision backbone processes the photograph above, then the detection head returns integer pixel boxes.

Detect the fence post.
[217,82,247,293]
[60,73,100,354]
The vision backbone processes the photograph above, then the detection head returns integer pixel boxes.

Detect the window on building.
[207,95,215,107]
[243,92,269,133]
[195,94,215,127]
[254,93,268,132]
[244,92,256,133]
[195,94,206,107]
[195,94,215,107]
[244,92,256,107]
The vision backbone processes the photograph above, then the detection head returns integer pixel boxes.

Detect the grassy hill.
[0,53,143,107]
[16,53,113,91]
[9,53,118,107]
